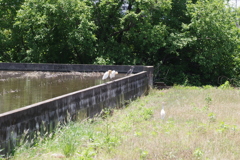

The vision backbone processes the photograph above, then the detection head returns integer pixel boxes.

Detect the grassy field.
[8,86,240,160]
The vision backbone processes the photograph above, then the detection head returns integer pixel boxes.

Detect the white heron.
[102,70,112,80]
[160,104,166,120]
[126,66,134,76]
[110,70,118,79]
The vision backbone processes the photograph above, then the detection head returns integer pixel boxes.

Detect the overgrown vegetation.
[9,86,240,159]
[1,0,240,85]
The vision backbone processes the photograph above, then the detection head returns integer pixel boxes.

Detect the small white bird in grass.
[102,70,112,80]
[160,103,166,120]
[110,70,118,79]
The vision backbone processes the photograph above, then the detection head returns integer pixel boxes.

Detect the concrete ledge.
[0,63,153,156]
[0,62,149,73]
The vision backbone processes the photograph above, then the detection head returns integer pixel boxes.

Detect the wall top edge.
[0,62,153,73]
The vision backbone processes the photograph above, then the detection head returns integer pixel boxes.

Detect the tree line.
[0,0,240,85]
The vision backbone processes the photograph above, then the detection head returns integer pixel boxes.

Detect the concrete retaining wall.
[0,63,153,156]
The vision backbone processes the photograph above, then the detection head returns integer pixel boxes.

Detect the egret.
[110,70,118,79]
[126,66,134,76]
[160,104,165,120]
[102,70,112,80]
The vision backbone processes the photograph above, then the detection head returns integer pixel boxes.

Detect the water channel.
[0,71,123,114]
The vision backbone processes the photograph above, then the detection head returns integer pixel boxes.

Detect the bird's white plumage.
[102,70,111,80]
[110,70,118,79]
[110,70,115,79]
[160,106,165,120]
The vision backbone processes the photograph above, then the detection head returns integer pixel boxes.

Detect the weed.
[140,107,153,120]
[217,121,229,134]
[78,146,96,160]
[219,81,233,89]
[193,148,204,159]
[59,132,77,157]
[58,122,82,157]
[204,94,212,110]
[208,112,216,123]
[134,131,142,136]
[139,149,149,160]
[62,141,77,157]
[99,108,113,119]
[203,85,213,89]
[104,135,120,151]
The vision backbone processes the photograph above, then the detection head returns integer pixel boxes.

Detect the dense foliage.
[0,0,240,85]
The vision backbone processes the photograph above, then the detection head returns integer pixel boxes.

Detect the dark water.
[0,71,122,114]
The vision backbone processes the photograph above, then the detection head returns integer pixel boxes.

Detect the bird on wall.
[160,103,166,120]
[110,70,118,79]
[126,66,134,76]
[102,70,112,80]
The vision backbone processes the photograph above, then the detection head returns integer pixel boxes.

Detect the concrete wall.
[0,63,153,156]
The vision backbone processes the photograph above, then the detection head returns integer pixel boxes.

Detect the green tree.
[183,0,240,85]
[13,0,97,63]
[92,0,171,65]
[0,0,25,61]
[154,0,240,86]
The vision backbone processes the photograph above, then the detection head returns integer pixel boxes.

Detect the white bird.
[160,105,165,120]
[102,70,112,80]
[110,70,118,79]
[126,66,134,76]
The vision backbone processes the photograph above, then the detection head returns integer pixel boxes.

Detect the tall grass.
[10,86,240,159]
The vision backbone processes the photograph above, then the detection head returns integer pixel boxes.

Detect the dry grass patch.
[96,87,240,160]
